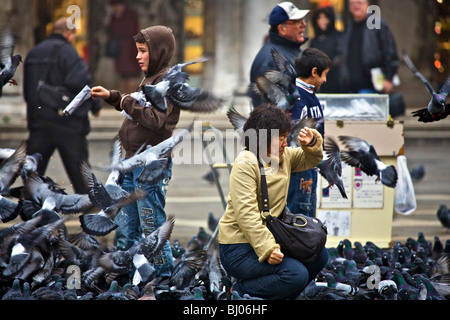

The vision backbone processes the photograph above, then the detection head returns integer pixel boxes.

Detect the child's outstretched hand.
[91,86,110,100]
[297,127,314,146]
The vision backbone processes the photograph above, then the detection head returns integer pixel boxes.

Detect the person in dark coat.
[107,0,142,93]
[339,0,399,94]
[248,2,309,108]
[24,18,101,194]
[309,6,343,93]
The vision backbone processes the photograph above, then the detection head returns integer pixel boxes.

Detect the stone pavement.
[1,93,450,249]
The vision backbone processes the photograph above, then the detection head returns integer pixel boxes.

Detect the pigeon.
[25,172,92,219]
[377,280,398,300]
[251,48,300,112]
[338,135,398,188]
[317,136,348,199]
[437,204,450,231]
[142,58,223,113]
[2,218,65,280]
[287,117,318,147]
[79,160,146,236]
[0,141,27,196]
[226,105,248,136]
[0,27,22,97]
[0,195,20,221]
[138,215,175,262]
[108,125,191,178]
[403,52,450,123]
[409,164,425,182]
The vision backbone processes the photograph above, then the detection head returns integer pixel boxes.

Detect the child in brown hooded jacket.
[92,26,179,280]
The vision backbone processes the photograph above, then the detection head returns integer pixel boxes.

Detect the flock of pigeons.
[1,26,450,301]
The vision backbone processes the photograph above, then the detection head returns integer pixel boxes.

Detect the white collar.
[296,78,315,94]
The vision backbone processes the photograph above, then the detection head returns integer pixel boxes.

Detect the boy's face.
[311,68,329,92]
[136,42,149,73]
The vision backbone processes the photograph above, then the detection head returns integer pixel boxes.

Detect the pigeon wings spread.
[338,135,397,188]
[143,58,223,113]
[403,52,450,122]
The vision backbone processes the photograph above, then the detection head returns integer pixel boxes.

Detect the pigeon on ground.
[403,52,450,123]
[0,28,22,97]
[250,48,300,112]
[143,58,223,113]
[338,135,398,188]
[317,136,348,199]
[0,141,27,196]
[437,204,450,231]
[79,160,146,236]
[2,218,65,280]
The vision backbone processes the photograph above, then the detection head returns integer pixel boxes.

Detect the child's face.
[136,42,149,73]
[311,68,329,92]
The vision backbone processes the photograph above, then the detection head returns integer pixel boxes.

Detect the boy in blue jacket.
[287,48,331,217]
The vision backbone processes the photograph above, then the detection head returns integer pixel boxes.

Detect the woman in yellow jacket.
[218,104,328,299]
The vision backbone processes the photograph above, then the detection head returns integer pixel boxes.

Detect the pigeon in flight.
[0,195,20,222]
[0,27,22,97]
[0,141,27,196]
[25,172,92,223]
[403,52,450,123]
[317,136,348,199]
[108,125,191,178]
[250,48,300,112]
[287,117,319,147]
[79,160,146,237]
[143,58,223,113]
[338,136,398,188]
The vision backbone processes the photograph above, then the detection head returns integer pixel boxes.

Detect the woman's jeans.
[287,168,318,217]
[219,243,329,300]
[114,159,174,278]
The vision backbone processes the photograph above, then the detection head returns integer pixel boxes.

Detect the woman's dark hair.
[243,103,292,156]
[295,47,331,78]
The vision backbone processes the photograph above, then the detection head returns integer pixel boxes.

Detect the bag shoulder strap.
[39,40,67,87]
[257,156,271,214]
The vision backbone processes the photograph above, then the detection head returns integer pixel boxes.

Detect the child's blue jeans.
[286,168,318,217]
[114,159,174,278]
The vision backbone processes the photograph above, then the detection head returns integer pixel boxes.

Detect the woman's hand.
[91,86,111,100]
[267,248,284,265]
[297,127,314,146]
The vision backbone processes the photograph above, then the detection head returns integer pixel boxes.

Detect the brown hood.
[139,25,175,85]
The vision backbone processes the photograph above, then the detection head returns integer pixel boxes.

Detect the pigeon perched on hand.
[338,135,398,188]
[0,27,22,97]
[143,58,223,113]
[250,48,300,112]
[317,136,348,199]
[403,52,450,123]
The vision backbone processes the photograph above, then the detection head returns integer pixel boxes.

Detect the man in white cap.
[248,2,309,108]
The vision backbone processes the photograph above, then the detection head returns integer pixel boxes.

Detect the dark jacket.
[248,31,305,107]
[310,7,343,93]
[339,15,399,93]
[24,34,101,135]
[105,26,180,159]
